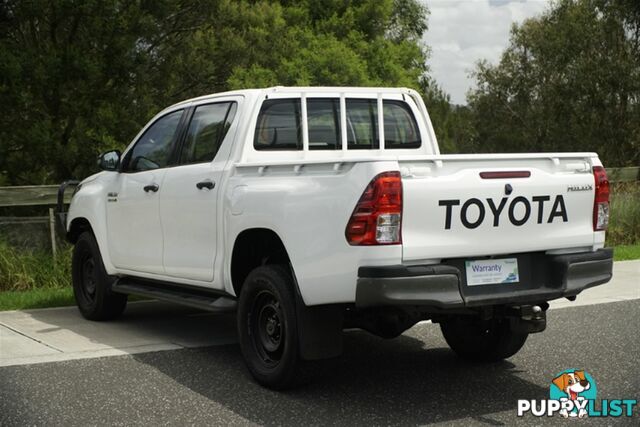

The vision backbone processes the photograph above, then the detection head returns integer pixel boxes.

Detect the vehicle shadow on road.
[17,301,547,424]
[132,328,547,425]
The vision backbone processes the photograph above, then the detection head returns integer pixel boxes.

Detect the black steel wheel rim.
[81,255,97,302]
[249,289,285,367]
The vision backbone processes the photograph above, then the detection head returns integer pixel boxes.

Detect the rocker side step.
[112,278,237,313]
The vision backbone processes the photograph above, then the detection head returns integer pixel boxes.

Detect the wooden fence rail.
[0,183,78,258]
[0,166,637,208]
[0,185,75,208]
[0,167,637,258]
[607,166,640,183]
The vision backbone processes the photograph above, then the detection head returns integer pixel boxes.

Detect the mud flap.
[295,294,344,361]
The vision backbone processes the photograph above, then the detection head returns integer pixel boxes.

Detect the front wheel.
[72,232,127,320]
[440,316,528,362]
[237,265,301,389]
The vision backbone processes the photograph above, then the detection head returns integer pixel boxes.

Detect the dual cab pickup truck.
[59,86,613,389]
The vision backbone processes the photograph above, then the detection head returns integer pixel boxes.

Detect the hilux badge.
[567,185,592,192]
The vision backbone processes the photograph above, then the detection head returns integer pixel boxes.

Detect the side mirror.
[97,150,121,171]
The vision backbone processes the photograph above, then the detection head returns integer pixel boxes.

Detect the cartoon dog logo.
[552,370,591,418]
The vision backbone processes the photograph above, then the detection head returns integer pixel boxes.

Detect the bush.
[0,240,71,292]
[606,182,640,246]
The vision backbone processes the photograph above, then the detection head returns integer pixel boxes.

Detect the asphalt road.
[1,299,639,426]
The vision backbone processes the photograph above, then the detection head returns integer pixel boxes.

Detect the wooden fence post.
[49,207,57,260]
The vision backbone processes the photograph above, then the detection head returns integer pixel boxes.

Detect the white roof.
[166,86,416,111]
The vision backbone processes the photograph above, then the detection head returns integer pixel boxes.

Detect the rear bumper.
[356,248,613,309]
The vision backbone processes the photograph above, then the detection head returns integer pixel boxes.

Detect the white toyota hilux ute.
[58,87,613,389]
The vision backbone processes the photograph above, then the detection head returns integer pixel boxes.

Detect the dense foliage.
[0,0,637,185]
[0,0,430,184]
[464,0,640,165]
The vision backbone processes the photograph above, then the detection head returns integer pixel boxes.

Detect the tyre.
[237,265,301,389]
[440,316,528,362]
[72,231,127,320]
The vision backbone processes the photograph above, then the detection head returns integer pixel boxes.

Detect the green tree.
[467,0,640,166]
[0,0,431,184]
[0,0,213,183]
[420,78,476,154]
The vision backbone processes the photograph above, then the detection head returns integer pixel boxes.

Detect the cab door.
[160,100,239,283]
[106,109,185,275]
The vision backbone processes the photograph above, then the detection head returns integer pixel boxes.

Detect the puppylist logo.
[517,369,638,419]
[550,370,596,418]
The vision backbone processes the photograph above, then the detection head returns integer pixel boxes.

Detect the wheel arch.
[230,228,295,298]
[67,217,94,244]
[231,227,345,362]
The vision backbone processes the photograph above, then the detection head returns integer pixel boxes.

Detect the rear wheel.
[237,265,300,389]
[72,232,127,320]
[440,316,528,362]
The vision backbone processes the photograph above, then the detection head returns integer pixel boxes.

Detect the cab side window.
[180,102,237,164]
[125,110,183,172]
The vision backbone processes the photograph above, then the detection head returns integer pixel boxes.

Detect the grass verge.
[0,287,75,311]
[2,243,638,311]
[0,241,71,291]
[607,182,640,246]
[612,244,640,261]
[0,240,75,310]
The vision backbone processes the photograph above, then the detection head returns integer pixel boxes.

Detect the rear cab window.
[253,97,421,151]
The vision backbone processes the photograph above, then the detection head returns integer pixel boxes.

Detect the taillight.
[345,171,402,245]
[593,166,610,231]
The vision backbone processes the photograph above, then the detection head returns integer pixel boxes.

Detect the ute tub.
[356,248,613,308]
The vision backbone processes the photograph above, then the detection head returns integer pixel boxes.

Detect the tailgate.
[400,155,598,262]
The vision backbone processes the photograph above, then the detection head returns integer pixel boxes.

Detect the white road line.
[0,343,184,368]
[0,321,63,352]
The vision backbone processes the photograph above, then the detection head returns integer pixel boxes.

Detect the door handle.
[143,183,159,193]
[196,180,215,190]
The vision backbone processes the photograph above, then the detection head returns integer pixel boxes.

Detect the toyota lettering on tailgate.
[438,195,568,230]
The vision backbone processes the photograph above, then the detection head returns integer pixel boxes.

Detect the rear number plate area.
[465,258,519,286]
